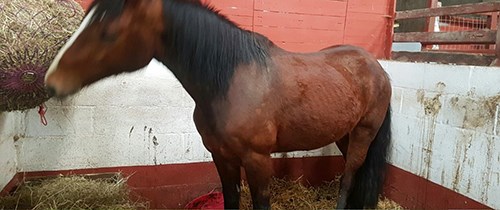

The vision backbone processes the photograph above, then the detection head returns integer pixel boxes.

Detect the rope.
[38,103,48,126]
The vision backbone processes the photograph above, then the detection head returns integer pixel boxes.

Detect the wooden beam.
[484,13,497,50]
[394,30,497,44]
[392,51,496,66]
[395,2,500,20]
[385,0,397,59]
[426,0,439,32]
[423,0,439,50]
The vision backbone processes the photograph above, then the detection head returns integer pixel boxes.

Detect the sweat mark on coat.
[296,81,308,103]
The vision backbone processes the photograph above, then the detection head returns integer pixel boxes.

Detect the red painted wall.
[206,0,395,58]
[77,0,395,58]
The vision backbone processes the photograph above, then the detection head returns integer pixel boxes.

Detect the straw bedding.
[240,177,403,210]
[0,0,84,111]
[0,175,402,210]
[0,175,147,210]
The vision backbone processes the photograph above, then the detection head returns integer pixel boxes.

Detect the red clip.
[38,103,48,126]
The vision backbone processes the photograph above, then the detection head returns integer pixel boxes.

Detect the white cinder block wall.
[382,61,500,208]
[1,60,499,208]
[0,112,23,190]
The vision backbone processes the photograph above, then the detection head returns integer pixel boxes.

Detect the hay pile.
[0,175,148,210]
[0,0,84,112]
[240,177,403,210]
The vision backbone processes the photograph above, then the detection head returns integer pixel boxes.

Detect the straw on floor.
[0,175,147,210]
[239,177,403,210]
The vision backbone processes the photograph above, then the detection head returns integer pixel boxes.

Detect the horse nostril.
[45,86,56,97]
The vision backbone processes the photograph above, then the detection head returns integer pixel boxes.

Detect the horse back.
[273,44,389,113]
[319,44,391,106]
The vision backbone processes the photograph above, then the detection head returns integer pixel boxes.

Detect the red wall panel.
[253,12,345,31]
[209,0,394,57]
[347,0,393,14]
[254,0,348,16]
[76,0,395,58]
[344,0,394,58]
[255,26,344,51]
[251,0,348,52]
[344,13,392,58]
[206,0,254,30]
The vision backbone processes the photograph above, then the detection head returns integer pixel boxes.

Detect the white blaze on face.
[44,6,99,83]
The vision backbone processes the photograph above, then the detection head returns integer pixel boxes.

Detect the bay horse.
[44,0,392,209]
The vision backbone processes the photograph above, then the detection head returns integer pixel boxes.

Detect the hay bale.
[0,174,148,210]
[0,0,84,112]
[240,177,404,210]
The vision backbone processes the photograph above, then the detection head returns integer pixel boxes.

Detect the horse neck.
[155,0,270,103]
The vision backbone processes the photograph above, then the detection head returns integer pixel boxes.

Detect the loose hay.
[240,177,403,210]
[0,175,148,210]
[0,0,84,111]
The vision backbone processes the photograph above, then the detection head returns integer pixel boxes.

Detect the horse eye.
[100,30,117,42]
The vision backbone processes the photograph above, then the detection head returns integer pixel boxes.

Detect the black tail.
[348,106,392,208]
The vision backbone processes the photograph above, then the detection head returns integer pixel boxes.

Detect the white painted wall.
[0,112,23,191]
[382,61,500,208]
[1,60,499,208]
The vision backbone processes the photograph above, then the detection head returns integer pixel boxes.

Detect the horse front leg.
[242,152,273,210]
[212,153,242,209]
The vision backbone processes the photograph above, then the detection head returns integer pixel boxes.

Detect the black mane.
[86,0,272,100]
[162,0,272,99]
